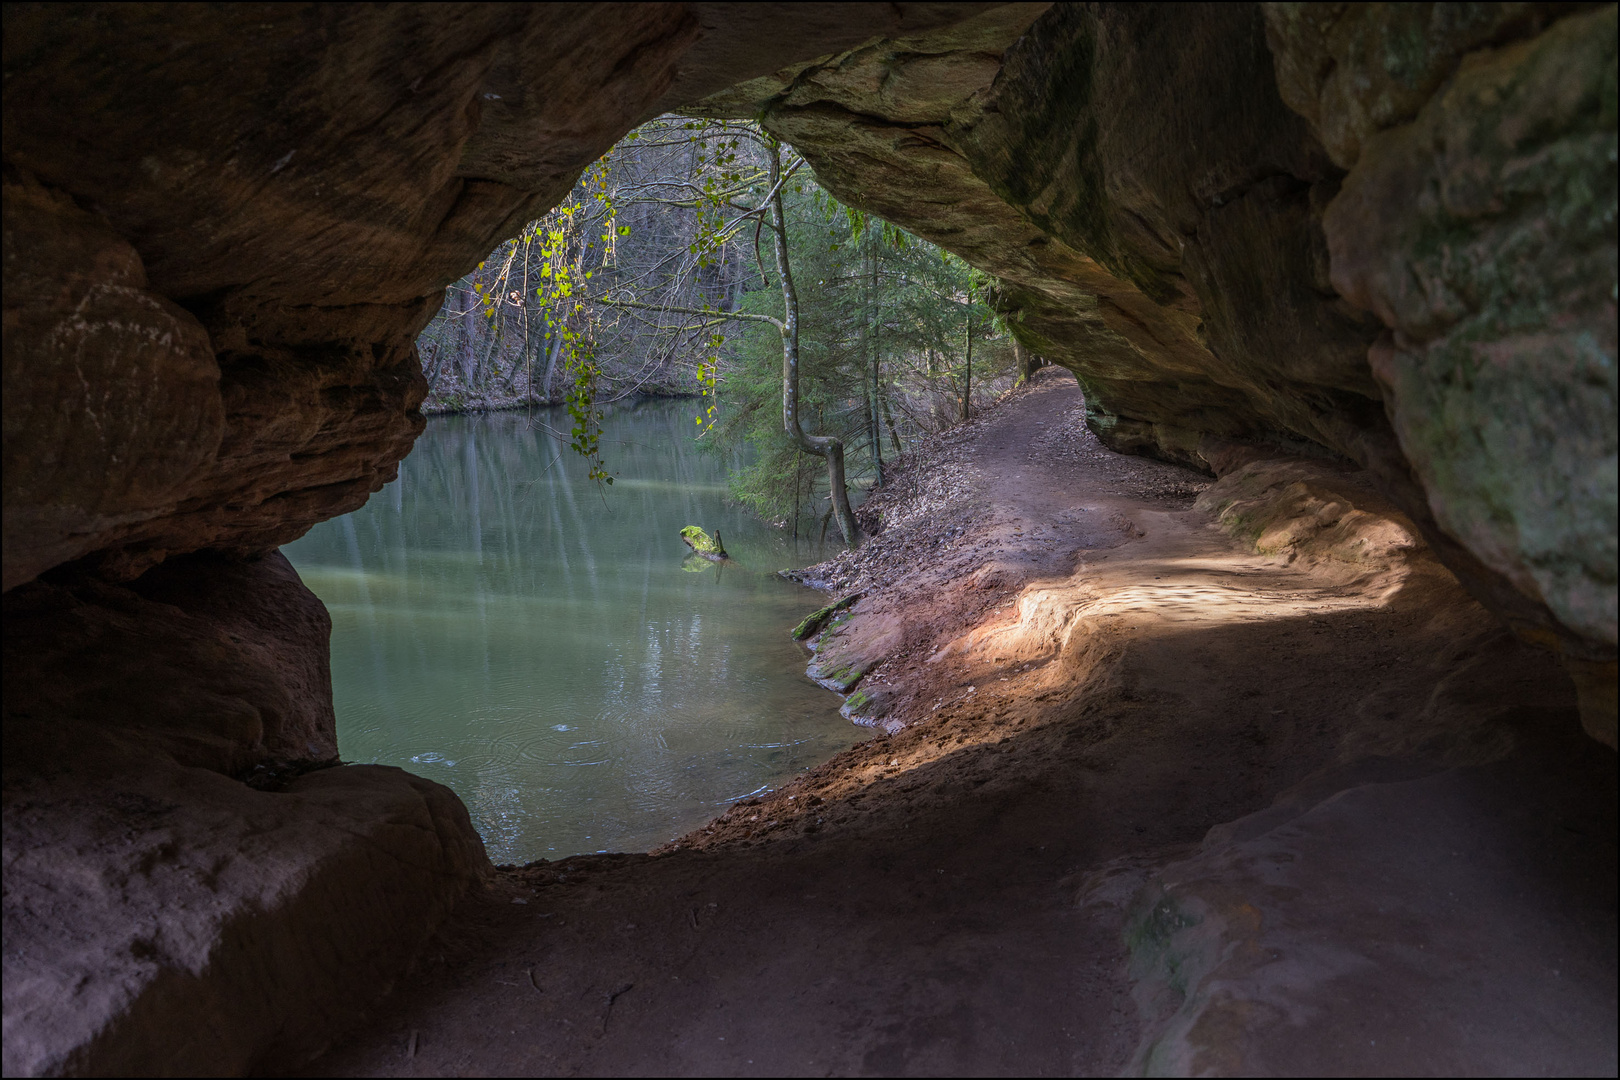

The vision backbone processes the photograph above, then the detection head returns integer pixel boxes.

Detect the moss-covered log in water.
[680,526,729,560]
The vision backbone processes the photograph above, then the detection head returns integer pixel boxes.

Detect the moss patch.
[679,526,728,559]
[791,592,862,641]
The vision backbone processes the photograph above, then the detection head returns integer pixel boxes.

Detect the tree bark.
[422,340,446,393]
[541,327,565,402]
[1015,339,1044,383]
[458,282,478,383]
[880,384,903,455]
[866,232,884,482]
[767,137,859,546]
[960,313,974,422]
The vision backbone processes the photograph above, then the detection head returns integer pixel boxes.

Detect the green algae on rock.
[790,592,862,642]
[1325,3,1619,651]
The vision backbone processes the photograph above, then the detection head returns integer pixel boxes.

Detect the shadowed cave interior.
[1,3,1615,1075]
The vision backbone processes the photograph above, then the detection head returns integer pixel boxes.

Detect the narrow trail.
[299,370,1614,1077]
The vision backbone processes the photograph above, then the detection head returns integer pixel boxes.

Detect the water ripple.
[286,401,862,862]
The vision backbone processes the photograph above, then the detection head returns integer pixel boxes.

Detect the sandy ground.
[294,369,1616,1077]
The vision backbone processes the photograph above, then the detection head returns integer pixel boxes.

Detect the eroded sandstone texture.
[691,0,1618,710]
[3,1,1611,692]
[2,3,991,589]
[0,5,1033,1074]
[1,553,492,1075]
[2,1,1616,1074]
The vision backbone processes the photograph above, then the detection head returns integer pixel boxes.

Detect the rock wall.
[2,2,1615,1072]
[0,5,1026,1073]
[690,1,1617,677]
[1,2,992,591]
[1313,6,1618,653]
[3,0,1610,681]
[1,553,492,1074]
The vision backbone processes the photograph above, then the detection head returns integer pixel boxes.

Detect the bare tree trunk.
[541,327,565,402]
[867,371,883,482]
[767,137,858,546]
[1015,339,1044,383]
[792,455,802,541]
[865,232,884,481]
[499,322,527,395]
[726,250,742,312]
[458,283,478,384]
[422,339,447,393]
[474,322,501,391]
[880,384,903,455]
[960,314,974,421]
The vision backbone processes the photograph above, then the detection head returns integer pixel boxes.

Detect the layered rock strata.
[692,0,1617,690]
[2,2,1615,1073]
[1,553,491,1075]
[0,6,1023,1073]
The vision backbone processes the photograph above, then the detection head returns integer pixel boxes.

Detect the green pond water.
[283,400,860,863]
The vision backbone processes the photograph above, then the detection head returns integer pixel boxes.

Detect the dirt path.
[297,370,1615,1077]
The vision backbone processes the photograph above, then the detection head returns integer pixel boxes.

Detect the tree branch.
[589,295,784,332]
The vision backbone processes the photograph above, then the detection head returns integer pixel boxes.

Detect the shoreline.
[299,368,1615,1078]
[419,388,700,417]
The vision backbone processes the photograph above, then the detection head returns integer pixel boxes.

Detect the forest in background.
[417,116,1042,530]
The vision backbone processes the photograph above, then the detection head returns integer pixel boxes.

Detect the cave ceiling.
[2,2,1614,660]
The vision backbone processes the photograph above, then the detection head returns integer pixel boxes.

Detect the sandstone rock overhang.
[1,5,1030,1074]
[1,2,1615,1074]
[4,2,1612,670]
[686,1,1618,682]
[1,2,1002,592]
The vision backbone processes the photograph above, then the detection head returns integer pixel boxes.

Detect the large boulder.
[1114,713,1616,1075]
[1,746,488,1076]
[1,552,492,1074]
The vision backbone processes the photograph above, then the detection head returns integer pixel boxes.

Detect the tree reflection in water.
[284,400,857,862]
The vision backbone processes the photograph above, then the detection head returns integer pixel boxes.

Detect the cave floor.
[295,370,1616,1077]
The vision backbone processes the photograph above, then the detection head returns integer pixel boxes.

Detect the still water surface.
[284,400,859,863]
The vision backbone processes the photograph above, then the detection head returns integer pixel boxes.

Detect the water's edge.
[285,401,859,862]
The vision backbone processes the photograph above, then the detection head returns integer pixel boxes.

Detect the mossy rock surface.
[807,658,874,695]
[791,593,862,641]
[840,683,897,726]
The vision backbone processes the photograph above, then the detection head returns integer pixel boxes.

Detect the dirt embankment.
[300,369,1615,1077]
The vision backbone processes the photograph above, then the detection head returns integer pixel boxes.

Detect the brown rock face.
[689,1,1616,665]
[2,169,224,589]
[4,552,338,774]
[695,4,1384,465]
[3,2,1609,660]
[1,2,994,592]
[1262,1,1592,170]
[1,744,489,1076]
[0,7,1026,1073]
[1323,6,1618,651]
[2,551,491,1074]
[1,2,1615,1071]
